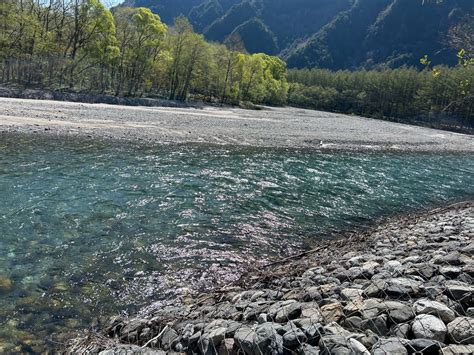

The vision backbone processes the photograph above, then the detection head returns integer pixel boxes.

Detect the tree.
[62,0,118,87]
[448,15,474,65]
[113,7,166,96]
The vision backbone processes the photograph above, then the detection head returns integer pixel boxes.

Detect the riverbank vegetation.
[0,0,288,105]
[287,64,474,131]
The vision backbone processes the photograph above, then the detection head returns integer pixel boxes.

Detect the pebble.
[0,276,12,294]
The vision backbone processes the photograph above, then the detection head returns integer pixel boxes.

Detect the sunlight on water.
[0,133,473,352]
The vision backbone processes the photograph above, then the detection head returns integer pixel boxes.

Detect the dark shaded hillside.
[285,0,392,69]
[119,0,474,69]
[230,18,279,55]
[286,0,473,69]
[204,0,353,52]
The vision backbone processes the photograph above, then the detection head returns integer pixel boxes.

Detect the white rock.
[412,314,447,342]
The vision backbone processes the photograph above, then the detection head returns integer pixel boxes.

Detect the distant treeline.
[288,66,474,130]
[0,0,288,105]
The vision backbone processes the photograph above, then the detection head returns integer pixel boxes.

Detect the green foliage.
[0,0,287,105]
[288,66,474,129]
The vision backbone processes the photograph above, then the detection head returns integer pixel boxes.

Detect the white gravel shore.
[1,98,473,152]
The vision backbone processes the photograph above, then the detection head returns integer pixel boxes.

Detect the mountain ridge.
[119,0,473,69]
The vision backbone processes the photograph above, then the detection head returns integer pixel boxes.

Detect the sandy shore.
[1,97,473,151]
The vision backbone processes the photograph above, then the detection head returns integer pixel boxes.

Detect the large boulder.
[446,317,474,344]
[412,314,447,342]
[347,338,370,354]
[282,327,307,348]
[234,327,258,354]
[444,281,474,305]
[234,323,284,354]
[268,301,302,323]
[413,299,456,323]
[199,327,227,354]
[320,302,343,323]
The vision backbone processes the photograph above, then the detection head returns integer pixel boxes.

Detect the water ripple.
[0,134,473,352]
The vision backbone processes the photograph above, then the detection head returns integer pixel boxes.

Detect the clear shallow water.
[0,134,473,352]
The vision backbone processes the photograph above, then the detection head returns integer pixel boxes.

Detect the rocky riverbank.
[70,201,474,354]
[0,87,204,108]
[1,97,473,152]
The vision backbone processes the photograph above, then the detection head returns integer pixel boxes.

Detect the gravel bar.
[1,98,473,152]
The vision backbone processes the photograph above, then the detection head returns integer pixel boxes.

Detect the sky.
[105,0,123,7]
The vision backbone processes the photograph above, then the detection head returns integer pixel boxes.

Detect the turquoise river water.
[0,133,473,352]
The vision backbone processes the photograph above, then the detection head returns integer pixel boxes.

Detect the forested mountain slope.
[120,0,473,70]
[286,0,473,69]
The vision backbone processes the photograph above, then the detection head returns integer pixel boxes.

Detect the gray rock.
[319,335,351,355]
[413,299,456,323]
[435,252,463,266]
[361,299,382,319]
[384,260,403,272]
[357,330,379,349]
[447,317,474,344]
[412,314,447,342]
[323,322,352,337]
[216,338,237,355]
[234,327,258,355]
[405,264,436,280]
[407,339,443,354]
[243,301,270,321]
[441,344,474,354]
[364,277,422,298]
[340,288,364,301]
[371,338,408,355]
[463,263,474,277]
[342,316,364,332]
[360,299,412,323]
[283,327,307,348]
[199,326,226,353]
[347,338,370,354]
[390,323,410,339]
[274,302,302,323]
[294,318,323,341]
[302,287,323,302]
[385,278,423,298]
[188,331,202,350]
[385,301,414,323]
[363,279,387,298]
[320,302,343,323]
[300,305,323,322]
[234,323,283,355]
[298,343,320,354]
[257,313,268,324]
[159,327,179,350]
[440,266,462,279]
[119,318,149,342]
[361,315,389,336]
[444,281,474,304]
[255,322,284,354]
